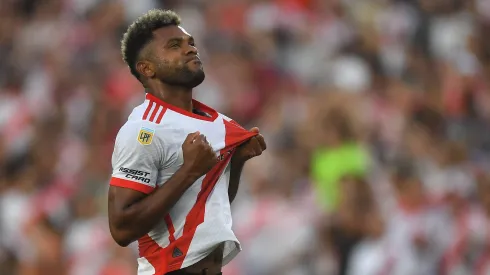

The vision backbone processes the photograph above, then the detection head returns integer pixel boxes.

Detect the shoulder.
[115,120,166,151]
[113,119,182,166]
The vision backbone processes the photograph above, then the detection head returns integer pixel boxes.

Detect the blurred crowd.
[1,0,490,274]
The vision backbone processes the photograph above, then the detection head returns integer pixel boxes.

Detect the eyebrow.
[165,36,194,45]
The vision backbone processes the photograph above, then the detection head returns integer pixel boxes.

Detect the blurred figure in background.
[311,110,369,211]
[327,175,373,275]
[347,204,388,275]
[474,175,490,275]
[385,163,446,275]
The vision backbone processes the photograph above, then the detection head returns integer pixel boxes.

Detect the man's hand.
[228,127,266,202]
[182,132,218,180]
[232,127,267,164]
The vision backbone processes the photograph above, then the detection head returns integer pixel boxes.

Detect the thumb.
[185,131,201,143]
[249,127,260,133]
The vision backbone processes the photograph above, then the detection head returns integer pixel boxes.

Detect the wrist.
[231,155,246,167]
[177,164,201,185]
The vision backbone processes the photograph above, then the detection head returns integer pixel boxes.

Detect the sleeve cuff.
[110,177,155,194]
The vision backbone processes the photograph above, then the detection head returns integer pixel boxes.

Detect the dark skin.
[108,25,266,271]
[229,127,266,202]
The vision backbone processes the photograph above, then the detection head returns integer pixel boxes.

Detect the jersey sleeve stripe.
[143,101,154,120]
[110,177,154,194]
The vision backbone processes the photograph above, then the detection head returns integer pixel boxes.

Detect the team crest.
[137,127,155,145]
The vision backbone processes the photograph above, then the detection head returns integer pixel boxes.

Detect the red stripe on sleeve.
[110,177,154,194]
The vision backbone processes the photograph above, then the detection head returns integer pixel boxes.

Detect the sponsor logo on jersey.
[119,167,151,183]
[137,127,155,145]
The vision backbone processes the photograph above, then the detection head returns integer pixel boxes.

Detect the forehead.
[152,26,191,41]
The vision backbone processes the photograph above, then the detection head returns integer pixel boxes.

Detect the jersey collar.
[145,93,219,122]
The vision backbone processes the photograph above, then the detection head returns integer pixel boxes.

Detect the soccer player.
[107,9,267,275]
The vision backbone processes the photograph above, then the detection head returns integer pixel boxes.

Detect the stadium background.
[1,0,490,274]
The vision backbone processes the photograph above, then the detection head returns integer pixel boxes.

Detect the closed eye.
[166,38,183,49]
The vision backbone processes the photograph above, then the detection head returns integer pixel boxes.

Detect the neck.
[146,81,193,112]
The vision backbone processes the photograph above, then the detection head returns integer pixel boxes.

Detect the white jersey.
[110,93,256,274]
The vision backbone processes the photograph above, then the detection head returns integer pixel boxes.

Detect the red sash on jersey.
[138,117,257,274]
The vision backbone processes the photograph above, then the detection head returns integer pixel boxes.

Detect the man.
[108,9,266,275]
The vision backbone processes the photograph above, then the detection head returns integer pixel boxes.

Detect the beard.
[157,61,205,89]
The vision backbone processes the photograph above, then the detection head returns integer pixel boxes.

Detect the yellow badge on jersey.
[137,127,155,145]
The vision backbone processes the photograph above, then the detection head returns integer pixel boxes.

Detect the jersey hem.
[143,240,241,274]
[110,177,154,194]
[178,241,241,269]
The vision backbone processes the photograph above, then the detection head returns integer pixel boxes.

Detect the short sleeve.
[110,122,163,194]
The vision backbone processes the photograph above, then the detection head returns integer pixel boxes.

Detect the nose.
[185,44,198,56]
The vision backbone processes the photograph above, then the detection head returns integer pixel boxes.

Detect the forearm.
[228,158,245,203]
[110,167,198,246]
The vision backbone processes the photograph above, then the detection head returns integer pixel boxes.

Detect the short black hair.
[121,9,181,81]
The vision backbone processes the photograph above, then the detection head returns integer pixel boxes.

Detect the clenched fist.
[181,132,218,180]
[232,127,267,164]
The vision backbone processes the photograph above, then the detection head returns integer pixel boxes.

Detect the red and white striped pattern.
[142,99,167,124]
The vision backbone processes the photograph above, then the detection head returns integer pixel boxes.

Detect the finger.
[239,138,252,147]
[198,134,208,144]
[210,149,218,162]
[206,142,215,152]
[248,138,262,156]
[202,136,212,146]
[185,132,201,143]
[252,147,263,157]
[249,127,260,133]
[256,134,267,151]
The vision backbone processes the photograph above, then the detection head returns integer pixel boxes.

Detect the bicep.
[108,185,147,211]
[108,186,147,225]
[107,185,149,246]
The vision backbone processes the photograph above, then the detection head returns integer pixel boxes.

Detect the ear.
[136,60,156,79]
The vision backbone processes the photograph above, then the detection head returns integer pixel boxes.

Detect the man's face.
[148,25,205,88]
